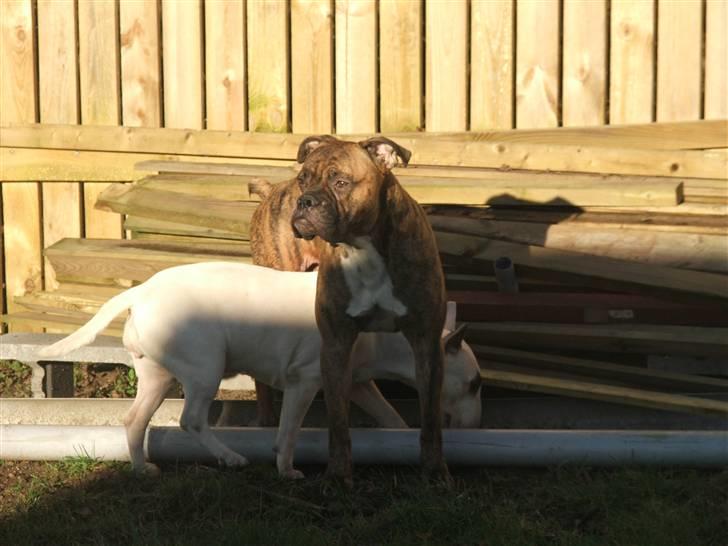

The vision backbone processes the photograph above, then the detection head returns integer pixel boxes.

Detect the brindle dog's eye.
[334,179,348,189]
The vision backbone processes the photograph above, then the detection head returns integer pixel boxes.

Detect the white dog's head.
[441,325,482,428]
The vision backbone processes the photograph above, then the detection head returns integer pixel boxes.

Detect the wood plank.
[453,291,728,326]
[425,0,467,131]
[473,344,728,392]
[205,0,246,131]
[0,0,41,327]
[120,0,162,128]
[5,124,725,179]
[4,120,726,158]
[291,0,333,133]
[470,0,514,130]
[161,0,203,129]
[562,0,606,126]
[515,0,559,128]
[379,0,422,132]
[427,205,728,236]
[96,184,258,237]
[469,322,728,358]
[78,0,123,240]
[705,0,728,119]
[434,231,728,302]
[609,0,655,123]
[45,238,252,284]
[401,176,682,207]
[247,0,289,132]
[127,216,240,240]
[0,311,124,337]
[429,215,728,273]
[0,148,295,182]
[656,0,702,122]
[335,0,376,133]
[137,173,268,200]
[479,368,728,417]
[37,0,81,290]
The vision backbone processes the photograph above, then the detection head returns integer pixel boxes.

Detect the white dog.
[39,262,482,478]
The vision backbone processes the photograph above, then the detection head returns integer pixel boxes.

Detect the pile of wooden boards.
[1,120,727,418]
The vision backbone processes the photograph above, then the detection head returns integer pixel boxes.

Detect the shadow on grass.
[1,460,726,546]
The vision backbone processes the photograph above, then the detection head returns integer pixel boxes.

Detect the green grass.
[1,462,726,546]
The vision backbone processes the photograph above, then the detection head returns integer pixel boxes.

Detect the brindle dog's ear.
[358,137,412,171]
[296,135,338,163]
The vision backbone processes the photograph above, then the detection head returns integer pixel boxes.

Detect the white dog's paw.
[221,453,249,468]
[133,462,162,477]
[279,468,305,480]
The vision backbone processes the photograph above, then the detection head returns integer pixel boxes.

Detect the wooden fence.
[1,0,727,321]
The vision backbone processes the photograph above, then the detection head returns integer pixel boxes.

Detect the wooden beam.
[0,311,124,337]
[400,177,682,206]
[0,148,295,182]
[468,322,728,358]
[0,0,41,330]
[429,215,728,273]
[124,214,245,241]
[450,291,728,326]
[479,368,728,417]
[474,344,728,392]
[44,238,251,284]
[434,230,728,302]
[3,124,725,178]
[95,183,257,236]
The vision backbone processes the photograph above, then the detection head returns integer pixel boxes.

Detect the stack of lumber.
[1,120,727,417]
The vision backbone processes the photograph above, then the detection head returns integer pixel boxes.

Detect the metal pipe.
[2,426,726,467]
[494,256,519,293]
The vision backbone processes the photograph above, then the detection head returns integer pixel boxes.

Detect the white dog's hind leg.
[179,377,249,468]
[350,380,408,428]
[275,381,320,479]
[124,356,175,475]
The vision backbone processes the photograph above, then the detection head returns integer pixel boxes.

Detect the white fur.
[340,237,407,318]
[39,262,480,478]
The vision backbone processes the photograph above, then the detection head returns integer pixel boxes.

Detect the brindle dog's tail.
[248,178,274,200]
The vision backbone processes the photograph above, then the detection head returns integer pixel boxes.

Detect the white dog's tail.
[37,286,141,358]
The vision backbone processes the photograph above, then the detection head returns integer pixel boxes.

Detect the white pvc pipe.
[2,426,726,467]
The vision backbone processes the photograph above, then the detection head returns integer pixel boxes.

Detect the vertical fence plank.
[162,0,203,129]
[0,0,41,323]
[562,0,607,126]
[656,0,702,122]
[609,0,655,123]
[335,0,376,133]
[38,0,81,290]
[291,0,333,133]
[78,0,123,239]
[247,0,289,132]
[426,0,468,131]
[470,0,514,130]
[120,0,162,128]
[705,0,727,119]
[205,0,246,131]
[515,0,560,128]
[379,0,422,132]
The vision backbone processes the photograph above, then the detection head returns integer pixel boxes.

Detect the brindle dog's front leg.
[319,328,357,487]
[404,330,452,485]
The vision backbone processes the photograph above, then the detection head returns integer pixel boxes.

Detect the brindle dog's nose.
[297,193,320,210]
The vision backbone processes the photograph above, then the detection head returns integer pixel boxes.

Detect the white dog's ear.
[296,135,339,163]
[445,301,457,331]
[358,137,411,171]
[443,324,467,354]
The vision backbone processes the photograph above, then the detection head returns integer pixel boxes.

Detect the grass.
[1,461,726,546]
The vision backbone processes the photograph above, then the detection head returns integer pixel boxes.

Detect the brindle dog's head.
[291,135,411,245]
